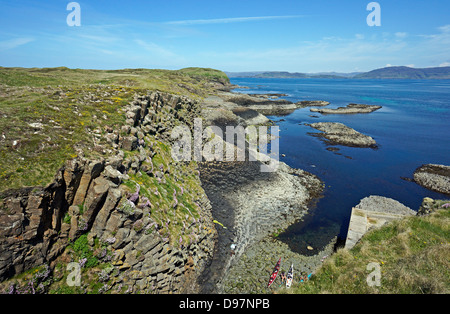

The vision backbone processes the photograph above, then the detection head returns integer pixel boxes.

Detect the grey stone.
[134,234,161,255]
[414,164,450,195]
[122,136,138,151]
[104,166,123,185]
[307,122,377,148]
[310,103,382,114]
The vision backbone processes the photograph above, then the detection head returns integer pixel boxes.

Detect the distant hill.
[225,71,354,79]
[355,66,450,79]
[226,66,450,80]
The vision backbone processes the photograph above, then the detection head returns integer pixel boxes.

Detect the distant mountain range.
[226,66,450,80]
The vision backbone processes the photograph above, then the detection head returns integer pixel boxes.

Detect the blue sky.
[0,0,449,72]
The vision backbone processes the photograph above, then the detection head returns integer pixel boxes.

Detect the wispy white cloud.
[197,23,450,71]
[0,37,34,51]
[438,24,450,33]
[165,15,304,26]
[199,34,410,72]
[395,32,408,38]
[134,39,178,59]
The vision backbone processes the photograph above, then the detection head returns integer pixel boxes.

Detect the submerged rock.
[307,122,377,148]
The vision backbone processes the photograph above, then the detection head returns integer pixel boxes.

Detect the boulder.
[104,165,123,185]
[122,136,138,151]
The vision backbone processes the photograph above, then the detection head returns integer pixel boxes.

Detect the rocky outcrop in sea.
[413,164,450,195]
[306,122,377,148]
[310,103,382,114]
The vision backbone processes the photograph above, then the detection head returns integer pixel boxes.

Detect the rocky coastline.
[0,77,335,294]
[197,159,323,293]
[3,70,446,295]
[194,89,389,293]
[195,90,333,293]
[197,86,449,294]
[206,92,310,116]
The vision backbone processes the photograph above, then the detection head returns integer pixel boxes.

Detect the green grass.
[0,66,229,192]
[119,137,211,248]
[284,209,450,294]
[178,67,230,82]
[69,234,99,268]
[0,84,131,190]
[0,66,224,293]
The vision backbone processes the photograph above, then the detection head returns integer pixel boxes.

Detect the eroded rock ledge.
[413,164,450,195]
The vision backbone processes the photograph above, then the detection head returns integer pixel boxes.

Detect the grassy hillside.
[0,66,230,192]
[283,205,449,294]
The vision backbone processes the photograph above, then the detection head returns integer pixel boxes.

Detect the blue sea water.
[230,78,450,254]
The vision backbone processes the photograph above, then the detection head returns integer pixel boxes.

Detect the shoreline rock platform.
[222,236,336,294]
[197,159,324,293]
[203,92,332,117]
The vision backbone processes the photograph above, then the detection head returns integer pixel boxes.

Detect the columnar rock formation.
[0,92,216,293]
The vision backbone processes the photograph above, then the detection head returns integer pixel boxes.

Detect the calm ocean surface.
[230,78,450,255]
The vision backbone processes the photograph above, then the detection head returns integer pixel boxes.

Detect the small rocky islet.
[306,122,377,148]
[413,164,450,195]
[310,103,382,114]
